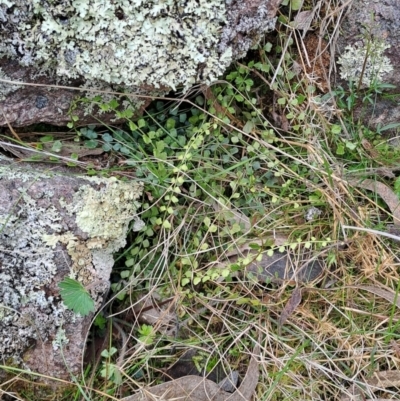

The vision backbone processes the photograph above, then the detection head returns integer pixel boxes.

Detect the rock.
[336,0,400,131]
[0,0,281,127]
[243,250,324,284]
[0,157,143,381]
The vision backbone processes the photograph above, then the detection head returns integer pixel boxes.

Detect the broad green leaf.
[129,121,138,131]
[58,277,95,316]
[291,0,302,10]
[162,220,171,229]
[138,118,146,128]
[51,140,63,153]
[331,124,342,135]
[40,135,54,143]
[101,347,117,358]
[102,133,113,142]
[84,139,99,149]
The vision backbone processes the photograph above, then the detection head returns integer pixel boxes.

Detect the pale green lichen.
[65,179,143,247]
[52,327,69,351]
[46,179,144,283]
[338,40,393,87]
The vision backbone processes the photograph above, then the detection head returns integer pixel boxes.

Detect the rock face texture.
[336,0,400,130]
[0,0,281,127]
[0,157,143,379]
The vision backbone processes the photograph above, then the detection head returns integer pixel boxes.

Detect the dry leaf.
[134,295,177,336]
[212,201,252,231]
[122,346,260,401]
[291,10,314,31]
[341,370,400,401]
[354,285,400,308]
[349,178,400,224]
[221,248,323,285]
[367,370,400,388]
[278,287,303,326]
[42,141,105,158]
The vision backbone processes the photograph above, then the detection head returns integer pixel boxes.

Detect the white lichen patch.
[0,0,233,92]
[52,327,69,351]
[0,67,22,101]
[0,205,66,360]
[338,40,393,87]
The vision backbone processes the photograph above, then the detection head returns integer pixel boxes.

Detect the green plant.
[100,347,122,385]
[58,277,95,316]
[137,324,156,346]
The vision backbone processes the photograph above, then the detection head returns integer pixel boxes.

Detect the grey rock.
[0,158,143,381]
[243,250,324,284]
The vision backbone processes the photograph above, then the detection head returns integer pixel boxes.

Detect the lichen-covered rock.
[0,157,143,380]
[0,0,281,126]
[1,0,229,91]
[336,0,400,131]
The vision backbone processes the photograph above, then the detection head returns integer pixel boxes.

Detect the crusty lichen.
[0,67,22,101]
[0,1,278,94]
[0,165,143,364]
[218,1,278,59]
[338,40,393,87]
[0,0,231,92]
[0,200,66,361]
[64,179,142,247]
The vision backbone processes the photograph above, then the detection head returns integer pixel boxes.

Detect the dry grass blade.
[342,225,400,241]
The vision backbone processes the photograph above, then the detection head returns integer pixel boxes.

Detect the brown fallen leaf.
[42,141,105,158]
[0,137,103,162]
[291,10,314,31]
[348,178,400,224]
[390,339,400,359]
[278,287,303,327]
[121,345,260,401]
[354,285,400,308]
[133,294,178,336]
[213,247,323,285]
[341,370,400,401]
[367,370,400,388]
